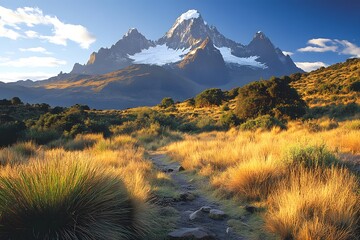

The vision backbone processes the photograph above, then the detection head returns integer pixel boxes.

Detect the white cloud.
[19,47,51,54]
[0,71,54,82]
[25,30,39,38]
[298,38,338,53]
[0,6,96,48]
[298,38,360,57]
[335,40,360,58]
[0,56,66,67]
[282,51,293,56]
[295,61,328,72]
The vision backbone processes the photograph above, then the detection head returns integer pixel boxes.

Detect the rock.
[177,192,196,201]
[189,209,203,220]
[178,166,185,171]
[167,168,174,172]
[168,227,216,239]
[245,205,257,213]
[200,206,211,213]
[209,209,226,220]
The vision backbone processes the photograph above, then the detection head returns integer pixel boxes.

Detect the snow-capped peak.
[178,9,200,23]
[257,31,262,34]
[125,28,138,37]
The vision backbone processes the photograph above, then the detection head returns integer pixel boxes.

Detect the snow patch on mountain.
[215,46,267,68]
[128,45,190,65]
[178,10,200,22]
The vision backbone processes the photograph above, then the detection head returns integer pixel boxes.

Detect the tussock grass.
[266,167,360,240]
[0,159,146,239]
[166,120,360,238]
[0,141,38,166]
[213,155,286,201]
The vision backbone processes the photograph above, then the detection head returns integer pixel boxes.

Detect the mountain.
[5,9,304,109]
[71,9,302,83]
[177,37,229,86]
[72,28,155,75]
[3,65,199,109]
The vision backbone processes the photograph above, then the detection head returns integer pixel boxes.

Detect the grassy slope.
[290,58,360,107]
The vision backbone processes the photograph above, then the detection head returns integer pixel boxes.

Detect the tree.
[159,97,175,108]
[235,77,306,120]
[195,88,224,107]
[11,97,23,105]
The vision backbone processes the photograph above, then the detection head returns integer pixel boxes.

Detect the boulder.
[209,209,226,220]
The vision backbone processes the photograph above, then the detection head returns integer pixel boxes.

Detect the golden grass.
[212,155,286,200]
[165,119,360,238]
[266,167,359,240]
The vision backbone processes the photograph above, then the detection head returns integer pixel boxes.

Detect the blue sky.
[0,0,359,82]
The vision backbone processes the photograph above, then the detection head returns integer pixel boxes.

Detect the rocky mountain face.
[6,9,303,109]
[71,9,302,84]
[177,38,229,86]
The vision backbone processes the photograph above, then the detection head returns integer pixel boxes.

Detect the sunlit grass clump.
[0,159,147,240]
[266,167,360,240]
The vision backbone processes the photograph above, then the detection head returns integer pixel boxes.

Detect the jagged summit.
[71,10,302,81]
[124,28,140,37]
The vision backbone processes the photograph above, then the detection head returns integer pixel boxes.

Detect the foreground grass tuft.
[0,159,147,240]
[266,167,360,240]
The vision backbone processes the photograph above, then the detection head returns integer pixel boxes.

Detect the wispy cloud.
[0,71,55,82]
[295,61,328,72]
[298,38,360,57]
[19,47,52,54]
[0,6,96,49]
[282,51,293,56]
[0,56,66,68]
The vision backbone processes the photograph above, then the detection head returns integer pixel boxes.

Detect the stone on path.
[178,165,185,171]
[168,227,216,240]
[200,206,211,213]
[189,209,203,220]
[209,209,226,220]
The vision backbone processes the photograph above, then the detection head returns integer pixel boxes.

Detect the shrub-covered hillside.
[290,58,360,106]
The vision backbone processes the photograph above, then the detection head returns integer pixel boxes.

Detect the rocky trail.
[148,151,245,240]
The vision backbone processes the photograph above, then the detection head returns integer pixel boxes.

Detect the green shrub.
[195,88,224,107]
[0,121,26,147]
[236,77,306,120]
[285,145,340,169]
[219,111,239,129]
[240,115,286,131]
[348,80,360,92]
[0,160,148,239]
[159,97,175,108]
[24,128,61,145]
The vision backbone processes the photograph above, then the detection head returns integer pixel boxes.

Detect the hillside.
[290,58,360,107]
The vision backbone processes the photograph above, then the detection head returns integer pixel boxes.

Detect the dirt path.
[148,151,245,240]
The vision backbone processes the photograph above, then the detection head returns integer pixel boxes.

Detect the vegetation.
[195,88,224,107]
[0,59,359,239]
[159,97,175,108]
[235,77,307,120]
[0,160,142,239]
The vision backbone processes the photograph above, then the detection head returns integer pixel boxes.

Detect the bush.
[0,121,26,147]
[159,97,175,108]
[219,111,239,128]
[195,88,224,107]
[24,129,61,145]
[240,115,286,131]
[0,160,147,239]
[235,77,306,120]
[348,80,360,92]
